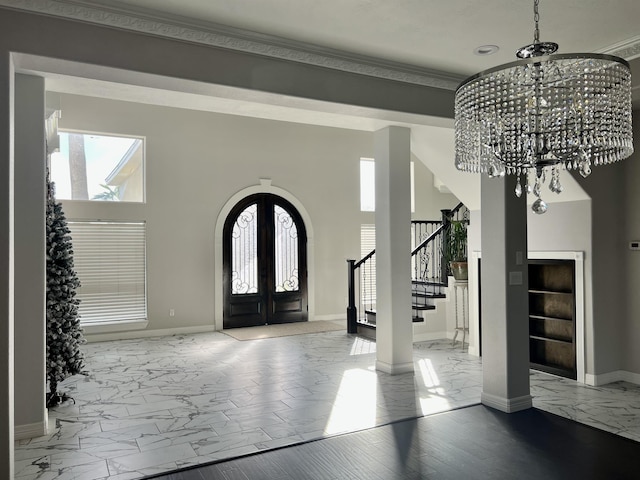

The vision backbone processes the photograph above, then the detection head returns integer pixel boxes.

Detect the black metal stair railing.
[347,203,468,333]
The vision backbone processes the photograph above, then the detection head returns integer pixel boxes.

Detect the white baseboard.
[481,392,533,413]
[585,370,640,386]
[468,345,480,356]
[85,325,216,343]
[15,419,48,440]
[375,360,414,375]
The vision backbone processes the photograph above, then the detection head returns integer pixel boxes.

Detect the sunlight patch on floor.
[349,337,376,356]
[324,368,377,435]
[417,358,451,414]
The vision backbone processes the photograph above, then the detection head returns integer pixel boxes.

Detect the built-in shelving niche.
[470,251,585,383]
[528,260,576,380]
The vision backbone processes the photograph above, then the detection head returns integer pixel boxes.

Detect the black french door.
[223,194,308,329]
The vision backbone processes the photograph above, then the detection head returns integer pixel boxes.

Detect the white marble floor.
[531,370,640,443]
[14,329,640,479]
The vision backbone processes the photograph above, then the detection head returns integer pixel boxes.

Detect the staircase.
[347,203,468,339]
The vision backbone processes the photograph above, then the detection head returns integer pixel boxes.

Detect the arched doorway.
[223,193,308,329]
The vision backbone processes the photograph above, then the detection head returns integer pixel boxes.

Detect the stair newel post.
[346,259,358,334]
[441,209,453,286]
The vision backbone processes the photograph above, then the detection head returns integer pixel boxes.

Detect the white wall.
[57,94,373,331]
[55,94,459,336]
[412,153,459,220]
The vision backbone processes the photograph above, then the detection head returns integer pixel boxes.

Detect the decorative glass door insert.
[231,203,258,294]
[223,194,307,328]
[274,204,299,292]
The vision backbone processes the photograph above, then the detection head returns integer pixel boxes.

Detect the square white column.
[374,126,413,374]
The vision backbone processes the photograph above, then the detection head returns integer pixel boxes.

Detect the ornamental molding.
[599,35,640,61]
[1,0,462,90]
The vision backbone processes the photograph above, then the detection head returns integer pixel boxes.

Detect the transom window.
[50,131,145,202]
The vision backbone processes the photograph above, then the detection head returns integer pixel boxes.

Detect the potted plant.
[444,220,468,281]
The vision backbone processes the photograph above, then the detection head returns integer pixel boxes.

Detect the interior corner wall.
[14,74,47,433]
[57,93,372,332]
[622,110,640,374]
[411,154,458,220]
[572,163,626,376]
[527,200,593,373]
[468,200,594,372]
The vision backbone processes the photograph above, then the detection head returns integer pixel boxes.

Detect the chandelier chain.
[533,0,540,43]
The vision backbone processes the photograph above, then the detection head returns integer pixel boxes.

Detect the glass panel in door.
[274,204,299,292]
[231,203,258,294]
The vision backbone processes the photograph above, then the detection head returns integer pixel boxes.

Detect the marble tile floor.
[531,370,640,443]
[14,329,640,479]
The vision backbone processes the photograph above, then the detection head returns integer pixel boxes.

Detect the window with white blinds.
[361,224,376,303]
[68,221,147,325]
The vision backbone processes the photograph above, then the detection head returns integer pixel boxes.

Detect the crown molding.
[598,34,640,61]
[1,0,463,90]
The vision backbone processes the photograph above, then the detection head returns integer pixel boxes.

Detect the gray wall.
[528,200,593,372]
[14,75,46,431]
[469,199,594,372]
[573,161,627,375]
[622,111,640,374]
[0,44,14,480]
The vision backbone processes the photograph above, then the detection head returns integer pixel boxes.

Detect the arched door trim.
[214,179,314,331]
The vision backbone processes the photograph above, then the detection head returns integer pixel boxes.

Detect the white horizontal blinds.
[361,224,376,306]
[69,221,147,325]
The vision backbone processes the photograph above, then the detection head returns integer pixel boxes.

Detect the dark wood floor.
[144,405,639,480]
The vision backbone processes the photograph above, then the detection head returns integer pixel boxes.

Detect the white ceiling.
[90,0,640,77]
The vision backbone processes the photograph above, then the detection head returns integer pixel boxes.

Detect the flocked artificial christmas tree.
[46,177,86,407]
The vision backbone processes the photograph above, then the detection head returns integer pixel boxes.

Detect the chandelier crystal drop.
[454,0,633,214]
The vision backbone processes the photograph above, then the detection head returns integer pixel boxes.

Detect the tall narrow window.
[69,221,147,325]
[50,131,145,202]
[360,158,415,212]
[360,158,375,212]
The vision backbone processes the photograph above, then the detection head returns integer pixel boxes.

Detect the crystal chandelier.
[454,0,633,214]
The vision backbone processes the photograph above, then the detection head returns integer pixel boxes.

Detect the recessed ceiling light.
[474,45,500,56]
